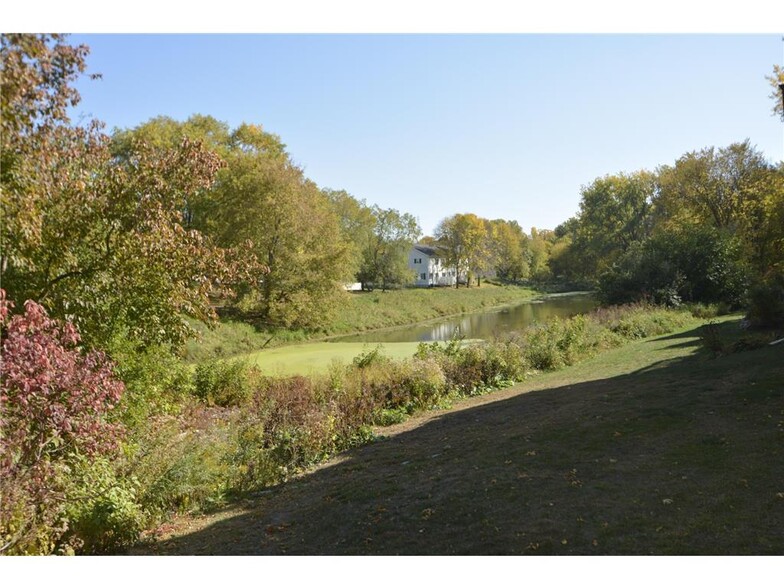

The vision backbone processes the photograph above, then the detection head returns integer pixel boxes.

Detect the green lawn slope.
[138,317,784,554]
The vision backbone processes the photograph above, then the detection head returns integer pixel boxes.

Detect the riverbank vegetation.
[139,315,784,555]
[185,282,540,361]
[1,295,707,554]
[2,34,783,555]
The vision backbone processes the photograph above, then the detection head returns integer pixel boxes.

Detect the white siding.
[408,246,457,287]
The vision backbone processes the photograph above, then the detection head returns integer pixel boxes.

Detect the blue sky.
[69,34,784,235]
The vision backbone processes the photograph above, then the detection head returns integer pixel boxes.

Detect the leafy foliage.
[356,206,421,290]
[746,271,784,328]
[566,171,655,279]
[597,225,748,307]
[488,219,530,282]
[116,117,348,330]
[766,64,784,122]
[434,213,488,287]
[0,291,125,554]
[1,35,259,349]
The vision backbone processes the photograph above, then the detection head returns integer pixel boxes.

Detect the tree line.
[4,35,784,353]
[545,142,784,322]
[2,33,783,555]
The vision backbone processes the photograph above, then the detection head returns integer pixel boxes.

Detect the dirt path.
[131,325,784,554]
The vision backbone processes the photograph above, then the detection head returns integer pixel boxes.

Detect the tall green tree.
[528,227,556,282]
[569,171,655,280]
[434,213,487,287]
[323,188,376,283]
[208,126,351,328]
[114,118,353,329]
[488,219,529,282]
[357,206,420,291]
[1,35,252,348]
[656,141,769,231]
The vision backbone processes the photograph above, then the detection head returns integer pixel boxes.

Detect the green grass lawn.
[138,315,784,554]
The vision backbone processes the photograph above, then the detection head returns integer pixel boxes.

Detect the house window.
[420,273,426,280]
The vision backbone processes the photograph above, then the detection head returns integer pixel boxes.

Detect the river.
[331,292,597,343]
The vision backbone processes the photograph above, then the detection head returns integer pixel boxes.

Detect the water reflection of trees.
[335,296,598,343]
[421,297,597,342]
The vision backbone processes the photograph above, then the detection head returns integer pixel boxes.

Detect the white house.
[408,244,461,287]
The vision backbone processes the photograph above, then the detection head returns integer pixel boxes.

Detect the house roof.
[413,244,441,257]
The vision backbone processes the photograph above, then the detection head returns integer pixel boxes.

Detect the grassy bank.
[137,315,784,555]
[113,304,708,552]
[330,283,540,333]
[184,283,541,362]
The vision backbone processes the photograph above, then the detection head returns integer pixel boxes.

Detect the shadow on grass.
[137,329,784,555]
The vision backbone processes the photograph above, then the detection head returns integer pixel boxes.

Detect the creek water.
[331,292,598,343]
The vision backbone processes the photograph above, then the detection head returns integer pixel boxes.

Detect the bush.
[592,303,691,339]
[126,408,239,517]
[746,272,784,328]
[0,291,125,555]
[109,337,194,427]
[63,455,144,554]
[687,301,732,319]
[193,359,255,407]
[520,316,593,371]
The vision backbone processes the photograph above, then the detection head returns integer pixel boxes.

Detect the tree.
[357,206,421,291]
[547,218,583,281]
[323,188,376,283]
[434,213,487,287]
[656,141,769,231]
[2,34,92,276]
[1,35,255,348]
[597,225,748,307]
[208,136,350,328]
[488,219,529,282]
[528,227,556,282]
[766,64,784,122]
[113,117,352,330]
[569,171,655,280]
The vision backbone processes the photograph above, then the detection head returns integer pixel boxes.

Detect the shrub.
[127,408,238,517]
[687,302,731,319]
[193,359,255,407]
[62,455,144,554]
[746,272,784,328]
[523,322,568,371]
[109,337,194,427]
[0,291,125,555]
[591,303,691,339]
[352,345,388,368]
[699,322,727,355]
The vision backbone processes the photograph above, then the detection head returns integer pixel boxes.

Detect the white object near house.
[408,244,460,287]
